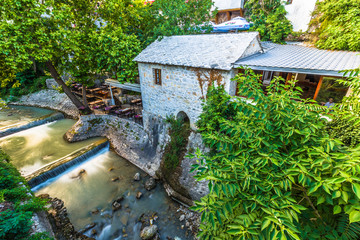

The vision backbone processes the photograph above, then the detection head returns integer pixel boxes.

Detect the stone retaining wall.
[12,90,79,118]
[65,114,168,177]
[65,114,209,202]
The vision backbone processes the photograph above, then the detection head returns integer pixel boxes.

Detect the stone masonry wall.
[12,90,79,119]
[139,63,235,130]
[65,114,169,177]
[65,114,209,203]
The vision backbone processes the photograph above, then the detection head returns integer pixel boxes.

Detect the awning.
[105,79,141,93]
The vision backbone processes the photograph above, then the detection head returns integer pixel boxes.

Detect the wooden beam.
[239,8,244,17]
[226,11,231,21]
[313,76,324,100]
[285,73,292,85]
[217,8,242,13]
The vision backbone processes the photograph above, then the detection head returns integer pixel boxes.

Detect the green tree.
[244,0,292,43]
[310,0,360,51]
[93,28,142,82]
[140,0,214,46]
[191,69,360,239]
[0,0,88,109]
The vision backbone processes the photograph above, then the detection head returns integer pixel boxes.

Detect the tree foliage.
[140,0,214,46]
[0,0,214,109]
[191,69,360,239]
[244,0,292,43]
[326,68,360,147]
[93,28,141,82]
[311,0,360,51]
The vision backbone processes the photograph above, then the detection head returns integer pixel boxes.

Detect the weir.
[1,105,193,239]
[0,112,64,137]
[27,139,108,188]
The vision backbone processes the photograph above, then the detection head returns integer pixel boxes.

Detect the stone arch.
[176,111,190,125]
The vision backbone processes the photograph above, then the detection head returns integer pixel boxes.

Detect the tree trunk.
[32,57,37,75]
[82,85,89,108]
[45,61,88,111]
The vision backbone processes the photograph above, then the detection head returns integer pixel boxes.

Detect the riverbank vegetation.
[160,116,192,199]
[0,149,52,240]
[191,68,360,240]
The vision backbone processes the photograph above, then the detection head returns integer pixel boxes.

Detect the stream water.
[0,105,54,129]
[0,119,102,175]
[34,146,192,240]
[0,106,193,240]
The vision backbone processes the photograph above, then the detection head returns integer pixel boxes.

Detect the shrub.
[163,116,191,170]
[192,68,360,239]
[0,149,50,239]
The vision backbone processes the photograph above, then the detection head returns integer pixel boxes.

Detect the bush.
[0,148,50,240]
[192,68,360,240]
[163,117,191,170]
[0,210,33,240]
[1,68,48,100]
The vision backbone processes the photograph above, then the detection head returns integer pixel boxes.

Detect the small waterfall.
[0,112,64,138]
[28,141,109,188]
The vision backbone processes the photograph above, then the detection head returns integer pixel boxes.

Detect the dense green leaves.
[244,0,292,43]
[326,69,360,147]
[311,0,360,51]
[0,149,50,240]
[192,68,360,239]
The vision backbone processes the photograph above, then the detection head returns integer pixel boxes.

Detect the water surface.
[0,105,54,129]
[0,119,103,175]
[34,148,192,240]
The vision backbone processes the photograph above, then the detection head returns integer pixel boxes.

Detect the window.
[153,68,162,85]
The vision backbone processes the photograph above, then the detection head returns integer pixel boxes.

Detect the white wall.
[285,0,317,32]
[138,63,234,130]
[212,0,244,11]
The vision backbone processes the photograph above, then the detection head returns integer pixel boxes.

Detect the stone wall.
[180,132,209,201]
[138,63,235,130]
[65,114,209,203]
[65,114,169,177]
[12,90,79,119]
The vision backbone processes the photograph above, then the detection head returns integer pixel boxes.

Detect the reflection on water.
[34,149,192,240]
[0,105,54,129]
[0,119,103,175]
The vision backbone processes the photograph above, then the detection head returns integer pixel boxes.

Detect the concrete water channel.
[0,105,193,240]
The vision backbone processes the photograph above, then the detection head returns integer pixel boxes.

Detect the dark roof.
[235,42,360,77]
[134,32,261,70]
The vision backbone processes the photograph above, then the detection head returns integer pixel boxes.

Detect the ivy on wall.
[193,68,224,99]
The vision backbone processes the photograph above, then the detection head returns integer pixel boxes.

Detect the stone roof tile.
[134,32,260,71]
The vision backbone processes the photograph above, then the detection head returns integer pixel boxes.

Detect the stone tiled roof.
[134,32,261,71]
[235,42,360,77]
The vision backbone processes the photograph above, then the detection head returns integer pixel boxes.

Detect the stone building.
[134,32,262,130]
[134,32,360,131]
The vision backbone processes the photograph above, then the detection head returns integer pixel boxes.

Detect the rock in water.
[111,176,120,182]
[144,178,156,191]
[134,172,141,181]
[136,191,143,199]
[140,225,158,240]
[112,196,124,211]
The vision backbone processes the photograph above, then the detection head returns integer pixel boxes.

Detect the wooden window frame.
[153,68,162,85]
